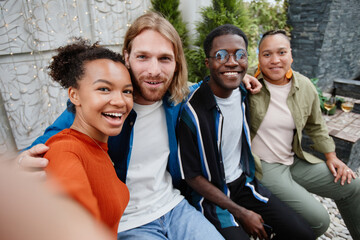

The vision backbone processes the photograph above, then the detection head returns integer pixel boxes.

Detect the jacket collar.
[256,71,299,95]
[201,76,248,110]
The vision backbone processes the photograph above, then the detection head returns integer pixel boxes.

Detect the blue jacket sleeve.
[27,102,75,149]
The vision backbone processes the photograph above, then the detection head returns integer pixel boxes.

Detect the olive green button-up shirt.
[249,71,335,179]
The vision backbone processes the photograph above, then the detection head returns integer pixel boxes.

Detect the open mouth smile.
[223,71,241,76]
[102,112,123,119]
[145,81,163,85]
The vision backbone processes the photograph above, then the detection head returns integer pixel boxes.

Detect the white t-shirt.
[252,80,295,165]
[118,101,183,232]
[215,89,243,183]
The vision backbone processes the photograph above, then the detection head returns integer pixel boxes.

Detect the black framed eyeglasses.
[208,49,248,64]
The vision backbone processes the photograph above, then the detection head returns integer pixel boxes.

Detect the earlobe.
[205,58,209,68]
[68,87,80,106]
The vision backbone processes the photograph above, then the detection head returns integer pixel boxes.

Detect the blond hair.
[123,11,189,104]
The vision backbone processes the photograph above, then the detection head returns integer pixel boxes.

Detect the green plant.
[247,0,292,68]
[310,78,327,109]
[151,0,190,48]
[186,0,257,82]
[310,78,343,115]
[151,0,290,84]
[248,0,291,34]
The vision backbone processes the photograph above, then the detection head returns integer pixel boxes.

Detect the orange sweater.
[44,129,129,238]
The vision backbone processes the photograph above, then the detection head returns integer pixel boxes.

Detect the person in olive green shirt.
[248,30,360,238]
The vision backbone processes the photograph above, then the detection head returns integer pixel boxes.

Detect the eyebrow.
[93,79,112,85]
[215,48,246,52]
[93,80,133,88]
[261,47,288,53]
[133,49,175,58]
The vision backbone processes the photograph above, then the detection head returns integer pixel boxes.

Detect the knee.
[294,225,317,240]
[274,206,328,239]
[338,178,360,200]
[275,215,318,240]
[307,209,330,238]
[288,203,330,238]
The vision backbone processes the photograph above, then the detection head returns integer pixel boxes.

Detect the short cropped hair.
[258,29,290,48]
[203,24,248,57]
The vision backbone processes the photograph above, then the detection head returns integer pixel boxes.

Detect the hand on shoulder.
[243,74,262,94]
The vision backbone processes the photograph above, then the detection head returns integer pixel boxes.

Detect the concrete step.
[334,79,360,100]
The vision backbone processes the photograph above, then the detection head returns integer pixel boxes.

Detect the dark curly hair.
[48,37,125,112]
[49,37,125,89]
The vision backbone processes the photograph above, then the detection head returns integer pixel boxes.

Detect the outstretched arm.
[18,102,75,177]
[186,175,269,240]
[1,156,112,240]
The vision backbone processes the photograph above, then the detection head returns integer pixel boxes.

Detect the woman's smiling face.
[69,59,133,142]
[259,34,292,86]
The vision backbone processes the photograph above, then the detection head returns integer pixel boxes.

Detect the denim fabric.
[117,199,224,240]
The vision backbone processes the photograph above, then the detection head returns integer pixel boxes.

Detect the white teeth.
[224,72,238,76]
[149,82,159,84]
[104,112,123,117]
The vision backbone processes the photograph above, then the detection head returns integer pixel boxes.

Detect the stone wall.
[0,0,151,152]
[288,0,360,92]
[0,0,211,154]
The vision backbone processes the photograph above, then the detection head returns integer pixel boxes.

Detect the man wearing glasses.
[177,24,315,240]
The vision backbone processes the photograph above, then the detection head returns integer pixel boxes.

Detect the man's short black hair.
[203,24,248,57]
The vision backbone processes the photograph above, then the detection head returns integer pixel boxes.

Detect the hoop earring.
[286,68,293,79]
[254,64,261,78]
[286,58,293,79]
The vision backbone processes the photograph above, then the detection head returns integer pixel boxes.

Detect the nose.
[225,54,239,66]
[110,91,126,107]
[148,58,161,76]
[270,55,280,64]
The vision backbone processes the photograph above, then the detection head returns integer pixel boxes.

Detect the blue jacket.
[30,90,193,189]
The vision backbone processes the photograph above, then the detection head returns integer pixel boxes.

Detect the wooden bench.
[302,109,360,171]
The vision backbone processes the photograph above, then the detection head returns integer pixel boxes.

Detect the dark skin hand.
[243,74,262,94]
[186,175,269,240]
